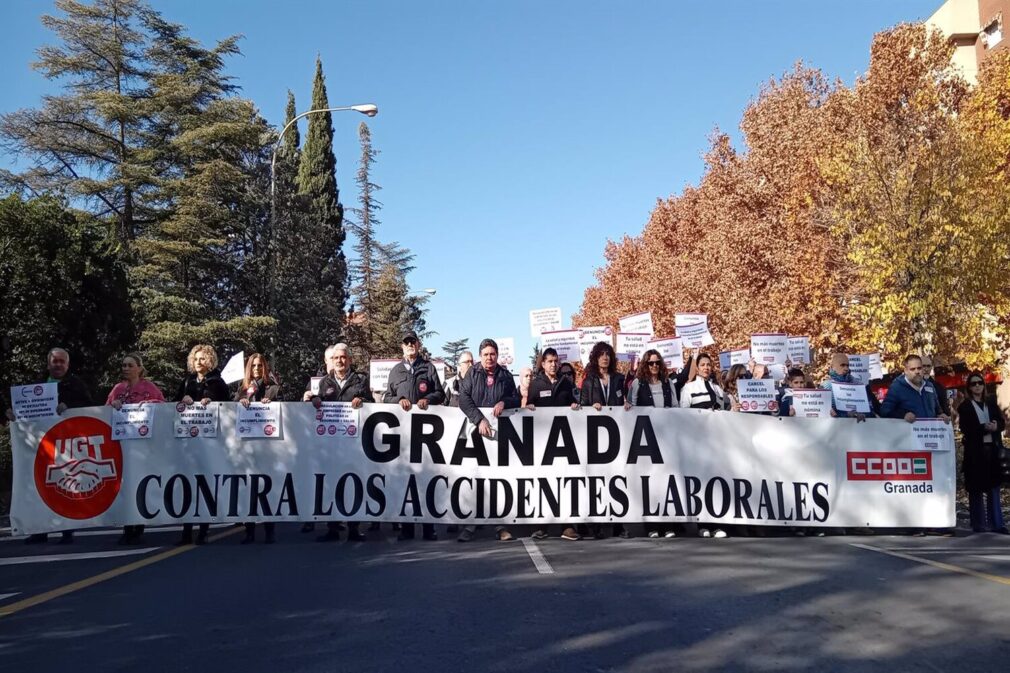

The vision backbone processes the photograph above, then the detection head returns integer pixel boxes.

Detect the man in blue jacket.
[881,354,950,423]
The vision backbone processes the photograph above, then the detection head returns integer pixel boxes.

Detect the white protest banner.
[848,355,870,385]
[789,389,833,418]
[368,359,401,393]
[310,377,324,396]
[529,307,563,338]
[867,353,884,381]
[10,404,955,534]
[675,313,708,329]
[220,351,245,385]
[787,337,811,365]
[648,336,684,370]
[495,337,516,368]
[616,333,651,363]
[314,402,360,438]
[433,359,447,384]
[111,404,155,440]
[750,334,788,365]
[237,402,282,439]
[912,419,955,453]
[541,329,581,364]
[719,352,731,370]
[738,379,778,413]
[831,382,871,414]
[173,402,219,438]
[10,383,58,421]
[619,311,654,336]
[678,321,715,348]
[577,326,614,365]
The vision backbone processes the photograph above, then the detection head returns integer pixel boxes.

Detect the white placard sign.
[750,334,788,365]
[913,419,954,453]
[831,382,871,414]
[867,353,883,381]
[577,326,614,365]
[787,337,811,365]
[221,351,245,385]
[310,377,324,396]
[529,307,563,337]
[678,322,715,348]
[718,349,750,369]
[495,337,516,369]
[174,402,219,438]
[237,402,283,439]
[8,404,957,534]
[648,337,684,370]
[314,401,360,438]
[675,313,708,329]
[616,333,651,363]
[848,355,870,385]
[10,382,58,421]
[369,359,401,393]
[541,329,581,364]
[619,312,654,336]
[789,389,833,418]
[112,404,155,440]
[738,379,778,413]
[433,359,447,384]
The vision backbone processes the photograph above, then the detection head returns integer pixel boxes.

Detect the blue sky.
[1,0,940,367]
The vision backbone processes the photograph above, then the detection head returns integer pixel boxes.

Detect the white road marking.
[520,538,555,575]
[0,547,160,566]
[851,543,1010,587]
[976,555,1010,561]
[0,592,20,601]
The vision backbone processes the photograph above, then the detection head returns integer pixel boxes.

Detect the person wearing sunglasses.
[957,373,1008,534]
[382,330,445,541]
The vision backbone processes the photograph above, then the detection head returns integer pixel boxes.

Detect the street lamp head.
[352,104,379,117]
[420,288,436,296]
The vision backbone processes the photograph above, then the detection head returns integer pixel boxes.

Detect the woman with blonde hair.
[235,353,281,544]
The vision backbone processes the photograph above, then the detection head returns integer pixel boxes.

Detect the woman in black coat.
[957,372,1007,534]
[235,353,282,544]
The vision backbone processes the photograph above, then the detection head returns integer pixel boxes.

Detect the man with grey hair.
[6,347,93,544]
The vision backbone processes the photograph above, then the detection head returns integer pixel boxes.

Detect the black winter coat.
[527,371,577,408]
[234,376,282,403]
[39,372,93,409]
[580,372,626,407]
[382,358,445,405]
[176,370,230,403]
[958,396,1005,492]
[314,370,374,403]
[459,364,520,425]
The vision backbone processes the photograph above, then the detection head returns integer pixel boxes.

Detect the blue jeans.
[969,487,1005,531]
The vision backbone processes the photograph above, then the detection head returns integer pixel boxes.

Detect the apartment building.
[927,0,1009,83]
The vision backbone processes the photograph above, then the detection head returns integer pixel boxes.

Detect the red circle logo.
[33,385,44,396]
[768,401,778,411]
[264,424,275,436]
[138,425,149,437]
[176,402,187,413]
[33,417,123,520]
[189,426,200,437]
[346,425,357,437]
[327,425,337,435]
[246,386,256,398]
[419,382,428,393]
[316,424,326,435]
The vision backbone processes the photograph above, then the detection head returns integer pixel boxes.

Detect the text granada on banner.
[8,404,956,534]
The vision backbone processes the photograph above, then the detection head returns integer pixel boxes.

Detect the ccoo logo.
[33,417,123,519]
[846,452,932,481]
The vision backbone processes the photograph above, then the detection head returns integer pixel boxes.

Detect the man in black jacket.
[7,348,93,544]
[457,338,521,542]
[383,331,444,541]
[310,343,374,542]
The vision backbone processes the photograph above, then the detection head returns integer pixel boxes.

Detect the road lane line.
[851,543,1010,587]
[0,525,244,619]
[0,547,160,566]
[520,538,555,575]
[0,523,231,542]
[0,593,20,601]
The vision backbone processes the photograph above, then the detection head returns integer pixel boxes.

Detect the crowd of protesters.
[5,331,1009,546]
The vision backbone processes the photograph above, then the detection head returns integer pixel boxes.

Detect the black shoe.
[241,533,255,545]
[58,531,74,544]
[195,532,208,545]
[300,523,315,533]
[175,533,193,546]
[117,534,131,545]
[316,531,341,542]
[347,530,367,542]
[24,533,47,545]
[392,523,401,531]
[422,531,438,541]
[446,524,459,534]
[618,529,631,539]
[367,522,381,531]
[397,531,415,541]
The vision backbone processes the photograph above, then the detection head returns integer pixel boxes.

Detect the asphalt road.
[2,524,1010,672]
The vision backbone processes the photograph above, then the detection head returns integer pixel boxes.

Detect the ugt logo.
[33,417,123,519]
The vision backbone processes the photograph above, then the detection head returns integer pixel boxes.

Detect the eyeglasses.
[403,338,417,346]
[970,381,985,387]
[647,360,661,366]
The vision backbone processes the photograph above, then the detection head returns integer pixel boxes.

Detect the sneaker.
[457,528,474,542]
[498,529,515,542]
[648,530,660,539]
[422,531,438,541]
[712,529,728,539]
[531,530,549,541]
[664,531,677,539]
[699,529,712,538]
[561,527,581,541]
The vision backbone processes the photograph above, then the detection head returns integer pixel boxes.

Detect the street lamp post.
[269,104,378,201]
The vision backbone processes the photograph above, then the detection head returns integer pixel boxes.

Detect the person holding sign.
[106,353,164,545]
[445,351,473,408]
[235,354,282,545]
[580,342,627,409]
[384,331,444,542]
[310,343,374,543]
[720,364,748,412]
[958,372,1008,534]
[880,355,948,424]
[176,344,230,546]
[679,353,725,411]
[627,349,677,409]
[458,338,521,542]
[778,368,810,417]
[819,353,877,420]
[12,347,93,545]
